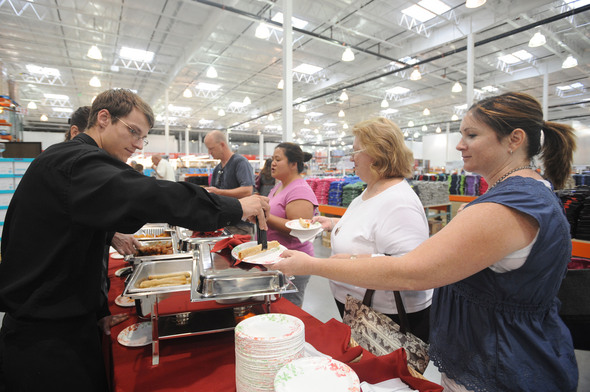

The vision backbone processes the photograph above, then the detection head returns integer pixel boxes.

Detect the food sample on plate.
[137,271,191,288]
[135,242,173,256]
[237,240,280,260]
[298,218,311,229]
[191,228,225,238]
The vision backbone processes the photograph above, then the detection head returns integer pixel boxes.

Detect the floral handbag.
[342,289,430,374]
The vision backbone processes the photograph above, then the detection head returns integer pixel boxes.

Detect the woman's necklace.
[488,165,533,191]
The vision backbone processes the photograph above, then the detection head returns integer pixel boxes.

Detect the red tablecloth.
[106,256,442,392]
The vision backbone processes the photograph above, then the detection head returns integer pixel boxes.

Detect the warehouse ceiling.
[1,0,589,147]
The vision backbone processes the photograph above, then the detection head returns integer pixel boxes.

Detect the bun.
[299,218,311,228]
[237,241,280,259]
[303,152,313,162]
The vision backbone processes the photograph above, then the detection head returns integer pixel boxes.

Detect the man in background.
[203,130,256,235]
[151,154,176,181]
[204,130,254,198]
[64,105,90,141]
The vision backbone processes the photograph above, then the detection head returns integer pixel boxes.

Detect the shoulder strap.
[363,289,411,334]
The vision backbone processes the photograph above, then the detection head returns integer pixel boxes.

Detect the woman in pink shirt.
[267,142,318,306]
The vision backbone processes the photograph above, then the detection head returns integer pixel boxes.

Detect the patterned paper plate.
[117,322,152,347]
[285,219,322,231]
[274,357,360,392]
[115,294,135,307]
[235,313,304,342]
[231,241,287,265]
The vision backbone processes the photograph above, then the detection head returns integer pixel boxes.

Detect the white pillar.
[165,89,170,155]
[185,126,190,156]
[259,133,264,160]
[467,31,475,107]
[282,0,293,142]
[542,71,549,121]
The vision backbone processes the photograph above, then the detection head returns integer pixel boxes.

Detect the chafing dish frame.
[122,243,296,365]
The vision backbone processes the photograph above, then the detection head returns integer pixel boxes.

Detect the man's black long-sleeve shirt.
[0,134,242,320]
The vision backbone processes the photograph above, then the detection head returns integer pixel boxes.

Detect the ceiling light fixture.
[338,110,345,118]
[183,88,193,98]
[436,126,442,133]
[410,68,422,81]
[339,91,349,101]
[89,76,101,87]
[119,46,154,63]
[423,108,430,116]
[452,81,463,93]
[255,23,271,39]
[404,130,409,137]
[40,114,48,121]
[408,120,415,127]
[304,118,310,125]
[87,45,102,60]
[562,55,578,69]
[342,47,355,62]
[27,101,37,110]
[277,79,284,90]
[299,104,307,112]
[422,125,428,131]
[243,96,251,105]
[465,0,486,8]
[528,31,546,47]
[218,109,226,116]
[381,99,389,108]
[414,132,420,138]
[268,114,275,121]
[451,114,459,121]
[343,123,349,129]
[206,66,218,78]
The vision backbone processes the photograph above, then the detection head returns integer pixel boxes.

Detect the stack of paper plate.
[274,357,360,392]
[235,313,305,392]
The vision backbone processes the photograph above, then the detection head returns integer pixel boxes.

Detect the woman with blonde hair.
[312,117,432,342]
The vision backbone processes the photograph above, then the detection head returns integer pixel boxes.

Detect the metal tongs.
[256,218,268,250]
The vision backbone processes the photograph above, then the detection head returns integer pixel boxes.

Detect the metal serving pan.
[191,242,296,301]
[134,223,174,239]
[123,256,193,298]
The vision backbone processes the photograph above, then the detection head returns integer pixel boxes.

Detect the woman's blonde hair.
[353,117,414,179]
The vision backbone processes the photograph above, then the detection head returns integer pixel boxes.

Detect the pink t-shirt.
[268,178,318,255]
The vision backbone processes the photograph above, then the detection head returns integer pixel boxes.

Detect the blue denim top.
[429,176,578,391]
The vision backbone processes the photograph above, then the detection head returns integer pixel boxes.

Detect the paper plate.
[274,357,360,392]
[285,219,322,231]
[231,241,287,265]
[110,253,124,259]
[115,294,135,308]
[117,322,152,347]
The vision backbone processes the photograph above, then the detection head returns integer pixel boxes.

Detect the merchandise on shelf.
[558,186,590,241]
[341,179,366,207]
[411,180,450,207]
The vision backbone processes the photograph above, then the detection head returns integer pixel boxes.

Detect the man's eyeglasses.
[346,149,365,157]
[115,117,149,146]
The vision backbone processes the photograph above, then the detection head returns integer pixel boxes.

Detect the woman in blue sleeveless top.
[272,92,578,391]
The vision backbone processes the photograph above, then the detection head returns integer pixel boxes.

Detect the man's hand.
[97,313,130,336]
[239,195,270,230]
[111,233,141,255]
[204,186,218,194]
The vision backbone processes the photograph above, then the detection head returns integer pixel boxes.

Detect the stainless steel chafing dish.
[175,226,233,252]
[122,241,296,365]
